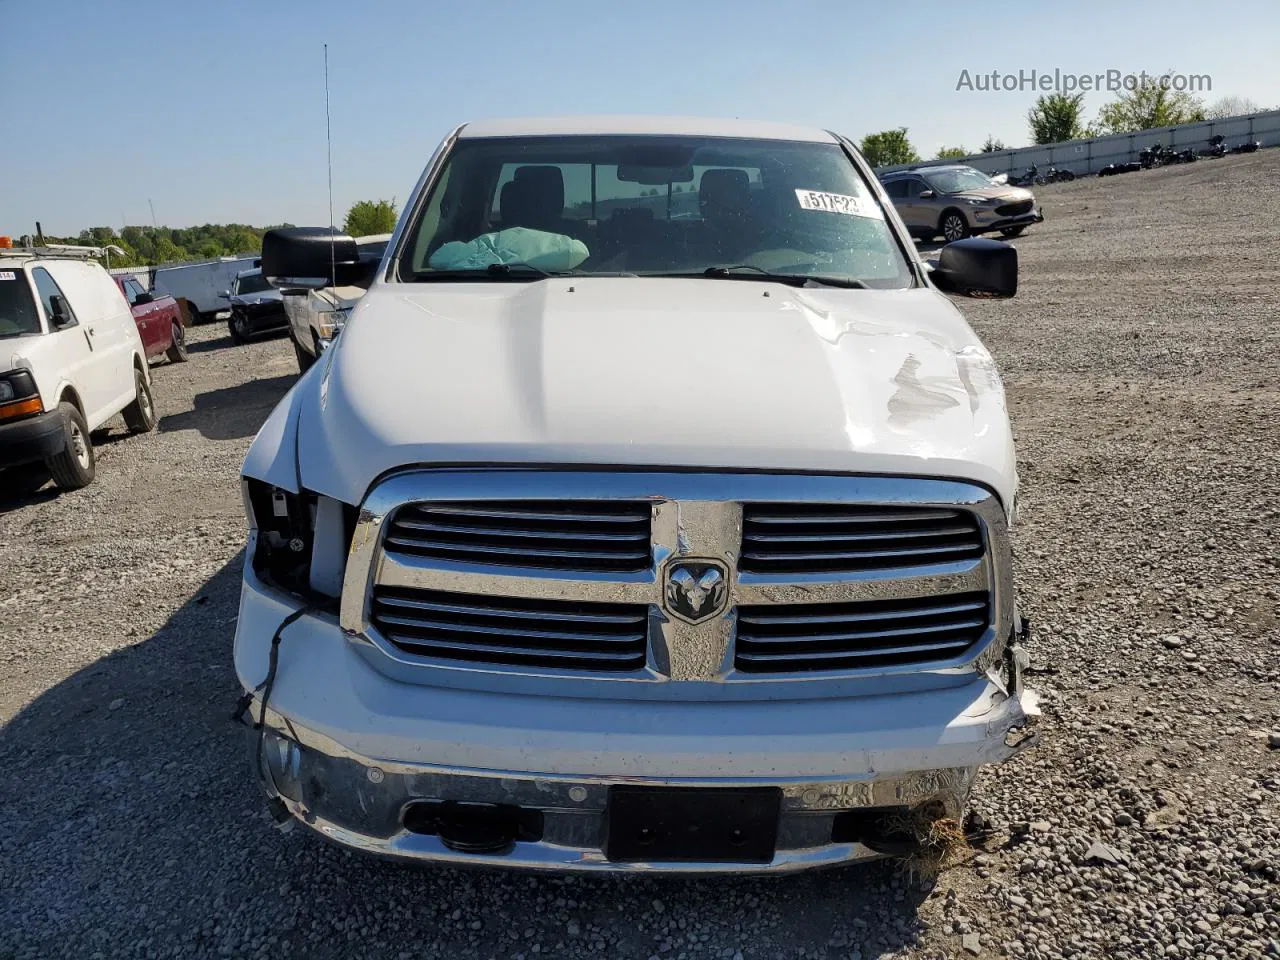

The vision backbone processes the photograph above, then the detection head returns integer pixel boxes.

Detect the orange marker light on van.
[0,396,44,421]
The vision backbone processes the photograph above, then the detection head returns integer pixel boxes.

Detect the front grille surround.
[340,470,1013,695]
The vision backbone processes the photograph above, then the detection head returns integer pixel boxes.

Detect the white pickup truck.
[235,117,1037,873]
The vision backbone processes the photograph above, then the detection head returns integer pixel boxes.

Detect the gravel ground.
[2,152,1278,960]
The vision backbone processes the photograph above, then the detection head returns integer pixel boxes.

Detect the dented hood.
[295,278,1016,506]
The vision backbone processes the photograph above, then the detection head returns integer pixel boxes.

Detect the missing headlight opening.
[245,479,318,599]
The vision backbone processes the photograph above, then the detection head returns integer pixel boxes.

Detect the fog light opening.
[260,730,304,803]
[402,800,543,854]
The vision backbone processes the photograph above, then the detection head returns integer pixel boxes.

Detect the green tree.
[1095,75,1205,134]
[980,135,1008,153]
[1027,93,1087,144]
[859,128,920,167]
[343,199,398,236]
[935,146,968,160]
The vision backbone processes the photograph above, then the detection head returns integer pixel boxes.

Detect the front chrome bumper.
[251,680,1037,874]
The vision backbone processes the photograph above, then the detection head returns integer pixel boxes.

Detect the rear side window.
[0,268,42,337]
[31,267,78,328]
[883,180,907,199]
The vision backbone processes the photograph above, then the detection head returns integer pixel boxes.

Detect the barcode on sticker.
[794,189,881,219]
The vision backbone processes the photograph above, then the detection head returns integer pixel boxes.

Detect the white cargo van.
[0,248,157,493]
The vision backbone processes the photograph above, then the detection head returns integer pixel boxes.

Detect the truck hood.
[294,278,1016,507]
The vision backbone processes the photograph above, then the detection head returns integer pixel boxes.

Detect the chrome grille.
[371,587,649,671]
[995,199,1033,216]
[735,592,990,672]
[384,500,652,572]
[344,472,1009,689]
[739,504,984,574]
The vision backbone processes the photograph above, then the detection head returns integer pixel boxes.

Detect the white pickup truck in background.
[281,233,390,372]
[236,116,1037,873]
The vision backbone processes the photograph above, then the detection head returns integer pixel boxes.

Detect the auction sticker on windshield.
[795,189,883,219]
[0,272,16,281]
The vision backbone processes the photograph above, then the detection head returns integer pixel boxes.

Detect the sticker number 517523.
[794,189,881,219]
[0,271,16,281]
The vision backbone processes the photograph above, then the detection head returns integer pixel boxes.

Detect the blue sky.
[4,0,1277,235]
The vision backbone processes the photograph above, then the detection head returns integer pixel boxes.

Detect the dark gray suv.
[880,165,1043,242]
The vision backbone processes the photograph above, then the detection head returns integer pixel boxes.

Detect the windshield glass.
[398,135,912,288]
[923,167,994,194]
[0,268,41,338]
[235,272,271,295]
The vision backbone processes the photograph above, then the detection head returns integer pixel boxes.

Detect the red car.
[114,275,188,363]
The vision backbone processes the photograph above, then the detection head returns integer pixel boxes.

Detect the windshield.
[0,269,41,338]
[234,272,271,295]
[923,167,995,194]
[397,135,912,288]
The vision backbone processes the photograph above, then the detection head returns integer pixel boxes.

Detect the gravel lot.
[2,151,1278,960]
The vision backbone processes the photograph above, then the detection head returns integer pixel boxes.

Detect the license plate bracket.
[604,786,781,863]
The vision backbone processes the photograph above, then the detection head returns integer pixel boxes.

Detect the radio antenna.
[324,42,336,285]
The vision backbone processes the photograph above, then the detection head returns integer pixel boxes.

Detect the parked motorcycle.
[1200,134,1228,159]
[1171,148,1198,164]
[1230,139,1261,154]
[1097,162,1142,177]
[1139,142,1176,169]
[1040,166,1077,183]
[1008,163,1039,187]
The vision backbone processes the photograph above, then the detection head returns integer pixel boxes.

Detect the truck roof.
[457,116,839,144]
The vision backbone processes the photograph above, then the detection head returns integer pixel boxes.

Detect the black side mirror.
[133,291,154,306]
[262,227,361,293]
[928,237,1017,299]
[48,294,73,327]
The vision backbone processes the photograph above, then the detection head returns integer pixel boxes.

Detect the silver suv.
[880,165,1043,242]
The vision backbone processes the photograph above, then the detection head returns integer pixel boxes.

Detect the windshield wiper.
[485,262,559,278]
[700,265,867,289]
[412,263,567,282]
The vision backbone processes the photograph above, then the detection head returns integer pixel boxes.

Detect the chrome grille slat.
[375,592,645,625]
[383,500,653,573]
[370,587,649,671]
[424,505,648,524]
[736,618,987,645]
[375,613,643,645]
[739,598,987,626]
[735,592,990,673]
[744,508,962,525]
[736,638,973,665]
[394,518,650,542]
[745,526,971,543]
[741,543,979,562]
[740,503,984,575]
[385,535,649,562]
[384,634,647,667]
